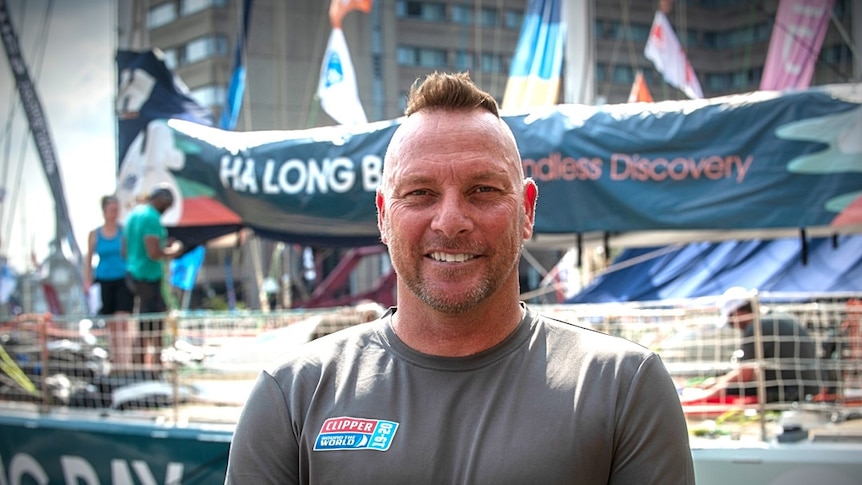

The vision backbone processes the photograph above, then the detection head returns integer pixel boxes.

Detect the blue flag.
[170,245,206,291]
[220,0,254,130]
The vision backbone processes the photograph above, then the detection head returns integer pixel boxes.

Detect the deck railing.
[2,293,860,441]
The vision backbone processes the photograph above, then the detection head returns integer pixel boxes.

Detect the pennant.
[330,0,372,29]
[502,0,565,111]
[760,0,834,91]
[318,27,368,125]
[220,0,254,130]
[644,11,703,99]
[628,70,654,103]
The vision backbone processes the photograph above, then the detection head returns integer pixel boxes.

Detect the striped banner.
[501,0,565,111]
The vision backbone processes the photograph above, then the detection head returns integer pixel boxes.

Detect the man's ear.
[376,191,388,244]
[522,179,538,240]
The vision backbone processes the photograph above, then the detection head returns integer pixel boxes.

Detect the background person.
[83,195,135,371]
[682,287,820,404]
[225,72,694,484]
[124,185,183,373]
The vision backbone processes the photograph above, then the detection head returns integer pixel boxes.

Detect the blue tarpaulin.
[567,234,862,303]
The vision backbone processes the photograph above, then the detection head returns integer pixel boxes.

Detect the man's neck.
[391,295,524,357]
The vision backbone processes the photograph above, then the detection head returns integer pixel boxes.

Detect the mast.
[0,0,85,313]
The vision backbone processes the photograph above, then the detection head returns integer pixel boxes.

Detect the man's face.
[377,109,537,314]
[154,194,174,214]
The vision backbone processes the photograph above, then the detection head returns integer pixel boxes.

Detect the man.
[683,287,820,404]
[820,298,862,396]
[225,72,694,484]
[124,184,183,371]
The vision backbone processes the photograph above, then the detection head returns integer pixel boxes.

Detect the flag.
[760,0,834,91]
[644,11,703,99]
[317,0,372,125]
[628,70,654,103]
[115,50,214,169]
[502,0,565,111]
[220,0,254,130]
[330,0,372,29]
[170,245,206,291]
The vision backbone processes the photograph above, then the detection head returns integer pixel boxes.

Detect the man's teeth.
[431,252,474,262]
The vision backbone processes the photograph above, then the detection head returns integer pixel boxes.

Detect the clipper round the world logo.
[314,417,399,452]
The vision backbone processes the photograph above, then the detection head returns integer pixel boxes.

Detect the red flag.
[644,11,703,99]
[330,0,372,29]
[628,70,654,103]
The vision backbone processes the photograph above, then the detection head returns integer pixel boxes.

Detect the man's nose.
[430,194,474,237]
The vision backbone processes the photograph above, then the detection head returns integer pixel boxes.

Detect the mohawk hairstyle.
[404,71,499,118]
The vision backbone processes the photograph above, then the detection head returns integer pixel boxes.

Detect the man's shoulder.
[530,310,653,357]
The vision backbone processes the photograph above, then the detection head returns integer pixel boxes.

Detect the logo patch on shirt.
[314,416,399,452]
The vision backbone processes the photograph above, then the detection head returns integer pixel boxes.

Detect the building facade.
[122,0,860,308]
[128,0,859,128]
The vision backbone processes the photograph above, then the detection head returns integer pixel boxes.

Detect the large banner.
[116,50,862,248]
[0,414,231,484]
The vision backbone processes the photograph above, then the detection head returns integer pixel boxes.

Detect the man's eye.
[407,189,430,196]
[475,186,497,194]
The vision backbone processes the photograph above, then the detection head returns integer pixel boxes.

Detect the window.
[479,7,498,28]
[607,21,651,43]
[504,9,523,30]
[397,46,447,68]
[480,53,504,73]
[396,1,446,21]
[455,50,473,71]
[190,84,226,108]
[612,65,634,84]
[147,2,176,29]
[185,35,228,64]
[821,43,852,64]
[705,72,731,90]
[702,23,771,50]
[595,63,607,83]
[452,4,472,24]
[181,0,226,16]
[161,48,178,70]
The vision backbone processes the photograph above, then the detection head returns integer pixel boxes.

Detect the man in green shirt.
[124,185,183,372]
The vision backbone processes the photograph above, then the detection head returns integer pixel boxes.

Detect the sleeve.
[609,353,696,485]
[225,371,300,485]
[141,212,165,239]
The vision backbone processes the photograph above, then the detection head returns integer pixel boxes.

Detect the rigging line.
[741,2,757,89]
[489,0,506,97]
[588,243,685,278]
[600,2,625,102]
[473,0,482,89]
[620,0,639,75]
[304,5,332,128]
[830,8,860,79]
[1,0,54,251]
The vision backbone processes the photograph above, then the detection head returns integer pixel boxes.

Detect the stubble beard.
[383,216,524,315]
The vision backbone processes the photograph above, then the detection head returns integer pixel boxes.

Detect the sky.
[0,0,116,272]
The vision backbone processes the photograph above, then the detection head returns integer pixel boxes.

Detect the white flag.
[644,11,703,99]
[317,28,367,125]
